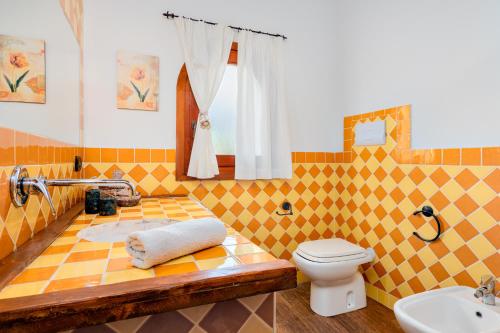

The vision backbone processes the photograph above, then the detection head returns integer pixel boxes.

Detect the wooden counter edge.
[0,259,297,333]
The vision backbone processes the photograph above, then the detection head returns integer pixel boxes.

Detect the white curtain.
[235,31,291,179]
[174,18,234,179]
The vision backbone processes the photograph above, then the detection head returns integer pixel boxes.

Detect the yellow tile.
[72,241,112,252]
[54,260,107,280]
[467,235,496,260]
[0,281,47,299]
[439,254,464,277]
[66,224,88,231]
[51,236,78,246]
[225,244,264,256]
[159,255,195,265]
[109,247,129,258]
[104,269,154,284]
[196,257,240,271]
[28,254,67,268]
[418,269,438,290]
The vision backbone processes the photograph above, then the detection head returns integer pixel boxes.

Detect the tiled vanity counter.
[0,197,296,332]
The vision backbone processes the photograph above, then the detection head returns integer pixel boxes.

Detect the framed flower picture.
[117,51,159,111]
[0,35,46,104]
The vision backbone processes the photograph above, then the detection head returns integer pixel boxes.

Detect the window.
[176,43,238,180]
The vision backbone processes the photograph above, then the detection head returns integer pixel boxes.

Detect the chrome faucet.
[10,165,136,216]
[474,275,497,306]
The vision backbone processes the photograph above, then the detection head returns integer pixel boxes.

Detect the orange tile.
[305,152,315,163]
[315,152,325,163]
[442,148,460,165]
[192,246,229,260]
[135,148,150,163]
[325,152,334,163]
[42,244,74,255]
[455,194,479,216]
[428,149,442,165]
[45,274,102,293]
[166,149,176,162]
[84,148,100,163]
[154,262,198,277]
[295,152,305,163]
[118,148,134,162]
[454,245,478,267]
[14,131,29,165]
[54,146,62,164]
[11,266,57,284]
[343,116,353,128]
[107,257,133,272]
[65,249,109,263]
[0,127,15,166]
[101,148,117,163]
[482,147,500,166]
[27,134,40,164]
[38,137,49,164]
[150,149,166,162]
[47,140,55,164]
[461,148,481,166]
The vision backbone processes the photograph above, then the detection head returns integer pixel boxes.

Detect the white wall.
[83,0,342,151]
[333,0,500,149]
[0,0,80,145]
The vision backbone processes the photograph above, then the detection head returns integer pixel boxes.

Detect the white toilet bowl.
[293,238,374,317]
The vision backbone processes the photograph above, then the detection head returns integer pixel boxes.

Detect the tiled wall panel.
[0,127,84,260]
[334,106,499,308]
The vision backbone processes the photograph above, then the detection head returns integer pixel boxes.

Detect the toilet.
[293,238,375,317]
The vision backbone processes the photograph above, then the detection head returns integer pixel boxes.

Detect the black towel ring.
[412,206,442,242]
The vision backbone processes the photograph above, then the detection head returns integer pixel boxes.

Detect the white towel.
[126,218,227,269]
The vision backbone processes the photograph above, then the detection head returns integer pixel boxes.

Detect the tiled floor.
[0,197,277,299]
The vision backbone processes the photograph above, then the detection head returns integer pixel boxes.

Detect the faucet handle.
[26,177,57,216]
[480,275,495,290]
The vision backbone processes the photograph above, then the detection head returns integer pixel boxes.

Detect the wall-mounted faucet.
[474,275,497,306]
[10,166,137,216]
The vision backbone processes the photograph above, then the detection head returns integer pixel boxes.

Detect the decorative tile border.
[0,127,82,166]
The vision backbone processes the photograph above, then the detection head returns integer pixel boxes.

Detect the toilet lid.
[297,238,366,259]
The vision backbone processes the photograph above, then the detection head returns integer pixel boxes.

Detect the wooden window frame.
[176,42,238,181]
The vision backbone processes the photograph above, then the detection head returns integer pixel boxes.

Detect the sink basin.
[395,286,500,333]
[77,219,179,242]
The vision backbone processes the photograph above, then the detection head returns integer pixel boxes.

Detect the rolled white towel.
[126,218,227,269]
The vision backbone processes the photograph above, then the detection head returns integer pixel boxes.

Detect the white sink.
[395,286,500,333]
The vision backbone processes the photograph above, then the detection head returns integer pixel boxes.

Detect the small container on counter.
[99,194,117,216]
[85,189,100,214]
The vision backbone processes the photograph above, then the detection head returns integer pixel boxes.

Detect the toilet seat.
[296,239,370,263]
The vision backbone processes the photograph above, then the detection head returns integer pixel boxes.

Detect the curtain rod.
[163,11,287,40]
